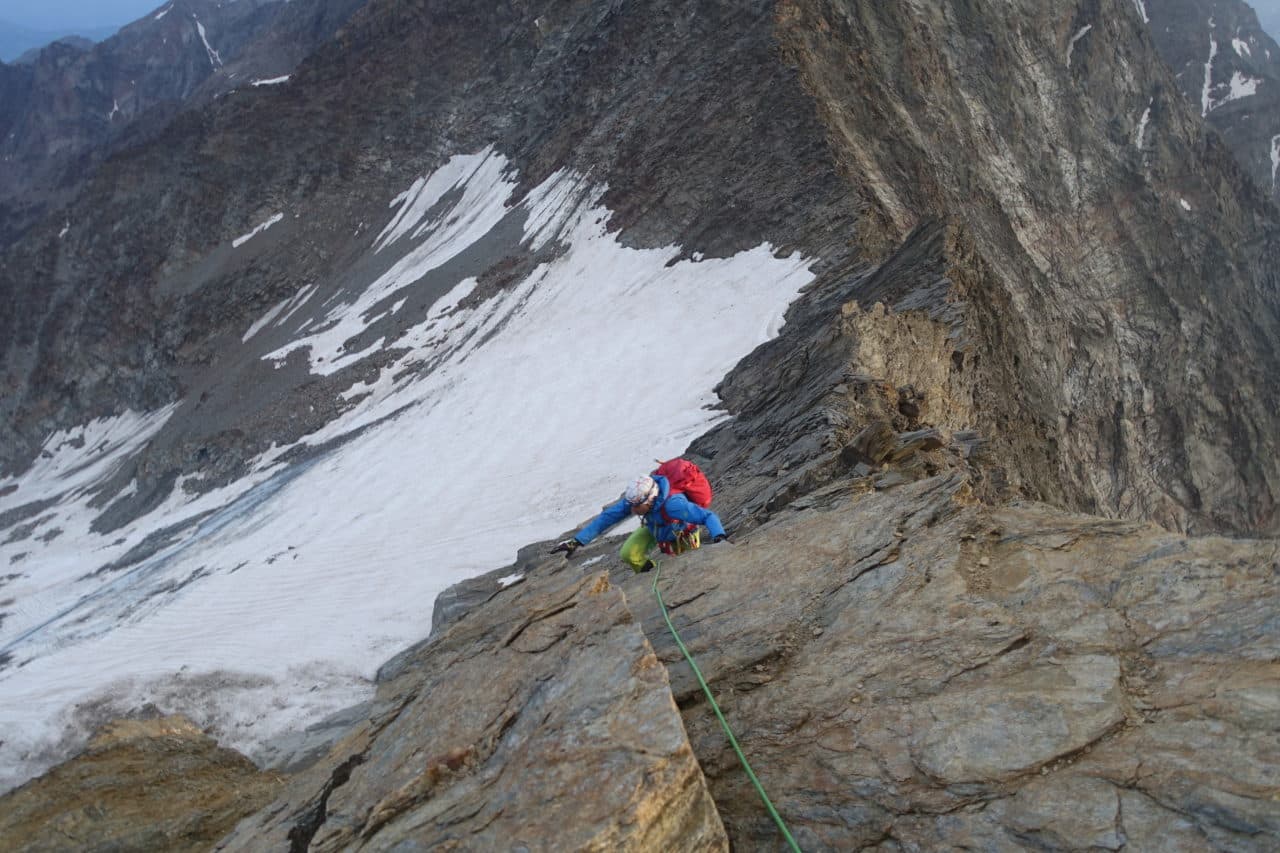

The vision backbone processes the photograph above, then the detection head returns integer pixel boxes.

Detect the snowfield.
[0,149,813,792]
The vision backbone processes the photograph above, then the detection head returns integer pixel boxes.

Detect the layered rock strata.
[215,568,727,851]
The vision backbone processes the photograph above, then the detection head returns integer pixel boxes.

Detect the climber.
[550,471,729,573]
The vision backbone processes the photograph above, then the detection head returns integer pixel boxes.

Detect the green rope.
[651,562,802,852]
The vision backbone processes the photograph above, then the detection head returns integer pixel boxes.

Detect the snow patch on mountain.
[194,18,223,70]
[242,284,318,343]
[1224,71,1261,102]
[0,408,177,511]
[1202,36,1219,116]
[374,147,508,252]
[232,212,284,248]
[0,149,813,793]
[1135,98,1153,148]
[1067,25,1092,67]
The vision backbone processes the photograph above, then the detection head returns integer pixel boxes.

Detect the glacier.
[0,149,813,792]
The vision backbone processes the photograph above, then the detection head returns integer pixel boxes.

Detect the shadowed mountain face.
[0,0,365,248]
[1146,0,1280,203]
[2,0,1278,538]
[777,0,1280,535]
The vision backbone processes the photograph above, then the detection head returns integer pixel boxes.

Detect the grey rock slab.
[601,474,1280,849]
[218,563,726,851]
[912,654,1125,783]
[251,700,375,775]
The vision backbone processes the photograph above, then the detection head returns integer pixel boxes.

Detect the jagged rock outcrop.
[771,0,1280,535]
[0,716,283,851]
[216,567,726,850]
[1146,0,1280,202]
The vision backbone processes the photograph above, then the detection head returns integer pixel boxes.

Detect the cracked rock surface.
[587,475,1280,850]
[215,568,726,851]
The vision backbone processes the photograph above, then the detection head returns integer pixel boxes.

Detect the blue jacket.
[574,475,726,545]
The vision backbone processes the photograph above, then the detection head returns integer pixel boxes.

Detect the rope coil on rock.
[651,562,802,852]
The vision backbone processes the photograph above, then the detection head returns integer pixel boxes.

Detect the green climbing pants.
[618,526,700,569]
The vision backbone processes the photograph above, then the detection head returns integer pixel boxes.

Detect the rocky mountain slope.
[0,716,283,850]
[208,219,1278,850]
[0,0,365,248]
[8,223,1277,849]
[1146,0,1280,202]
[3,0,1278,533]
[1,0,1279,849]
[0,25,113,63]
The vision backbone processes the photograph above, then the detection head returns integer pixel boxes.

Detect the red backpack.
[652,458,713,508]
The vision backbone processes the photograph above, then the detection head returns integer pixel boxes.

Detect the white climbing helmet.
[624,475,659,507]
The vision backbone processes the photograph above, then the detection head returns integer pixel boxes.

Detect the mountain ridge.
[0,0,1278,848]
[0,0,366,249]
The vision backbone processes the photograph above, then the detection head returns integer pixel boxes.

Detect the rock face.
[217,566,726,851]
[0,0,364,248]
[772,0,1280,536]
[5,0,1277,540]
[1146,0,1280,203]
[3,0,1280,849]
[0,716,283,851]
[608,478,1279,849]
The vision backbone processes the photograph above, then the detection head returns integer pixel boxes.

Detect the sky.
[1,1,161,32]
[1255,0,1280,40]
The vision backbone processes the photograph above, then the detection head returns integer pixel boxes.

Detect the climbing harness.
[651,562,802,852]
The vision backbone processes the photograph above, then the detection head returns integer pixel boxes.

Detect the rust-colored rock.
[217,569,726,851]
[0,715,283,852]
